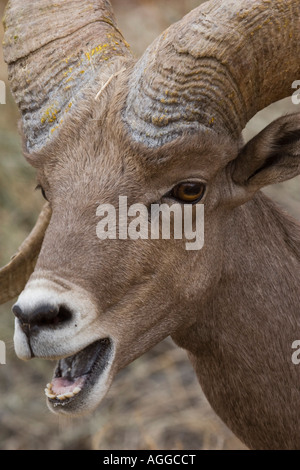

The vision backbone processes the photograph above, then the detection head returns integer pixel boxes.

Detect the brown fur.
[28,85,300,448]
[2,0,300,450]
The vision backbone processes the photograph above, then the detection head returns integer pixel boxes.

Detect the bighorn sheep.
[0,0,300,450]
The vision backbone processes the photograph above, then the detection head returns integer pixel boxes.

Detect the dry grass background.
[0,0,299,450]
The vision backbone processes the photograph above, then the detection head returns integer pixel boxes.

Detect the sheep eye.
[169,182,206,204]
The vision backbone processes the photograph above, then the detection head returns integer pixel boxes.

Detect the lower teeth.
[44,383,82,400]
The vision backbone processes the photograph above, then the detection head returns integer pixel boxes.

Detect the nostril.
[12,303,73,330]
[32,304,60,326]
[12,304,27,323]
[51,306,73,326]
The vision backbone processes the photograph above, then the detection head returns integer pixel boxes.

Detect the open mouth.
[45,338,113,413]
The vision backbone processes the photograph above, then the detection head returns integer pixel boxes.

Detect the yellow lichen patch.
[123,40,131,50]
[152,115,169,127]
[65,102,73,113]
[236,9,250,20]
[50,118,63,134]
[163,97,179,105]
[63,67,73,77]
[97,44,109,52]
[57,36,126,88]
[165,89,179,98]
[85,43,110,62]
[263,18,272,26]
[160,94,178,104]
[250,23,263,36]
[41,105,59,125]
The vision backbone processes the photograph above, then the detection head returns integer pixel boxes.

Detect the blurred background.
[0,0,299,450]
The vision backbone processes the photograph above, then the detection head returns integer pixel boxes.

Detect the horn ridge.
[123,0,300,147]
[3,0,132,153]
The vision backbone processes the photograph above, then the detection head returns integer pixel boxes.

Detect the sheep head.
[1,0,300,423]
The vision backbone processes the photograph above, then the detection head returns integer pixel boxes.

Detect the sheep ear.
[232,114,300,193]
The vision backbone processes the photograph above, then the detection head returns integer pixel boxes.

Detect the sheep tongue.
[51,376,86,395]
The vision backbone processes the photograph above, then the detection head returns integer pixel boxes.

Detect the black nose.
[12,303,72,335]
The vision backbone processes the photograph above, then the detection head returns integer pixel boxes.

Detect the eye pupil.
[171,182,206,203]
[180,183,201,196]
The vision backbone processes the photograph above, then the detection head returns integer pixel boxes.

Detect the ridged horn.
[3,0,131,153]
[0,204,51,305]
[123,0,300,148]
[1,1,131,303]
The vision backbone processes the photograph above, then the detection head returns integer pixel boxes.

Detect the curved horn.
[123,0,300,147]
[0,204,51,305]
[3,0,131,153]
[1,1,131,302]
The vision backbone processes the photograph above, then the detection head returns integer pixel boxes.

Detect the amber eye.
[169,182,206,204]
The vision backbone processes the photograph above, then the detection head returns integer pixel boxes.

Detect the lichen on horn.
[3,0,131,153]
[123,0,300,148]
[0,0,131,304]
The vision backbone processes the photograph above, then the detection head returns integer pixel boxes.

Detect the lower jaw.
[45,338,115,415]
